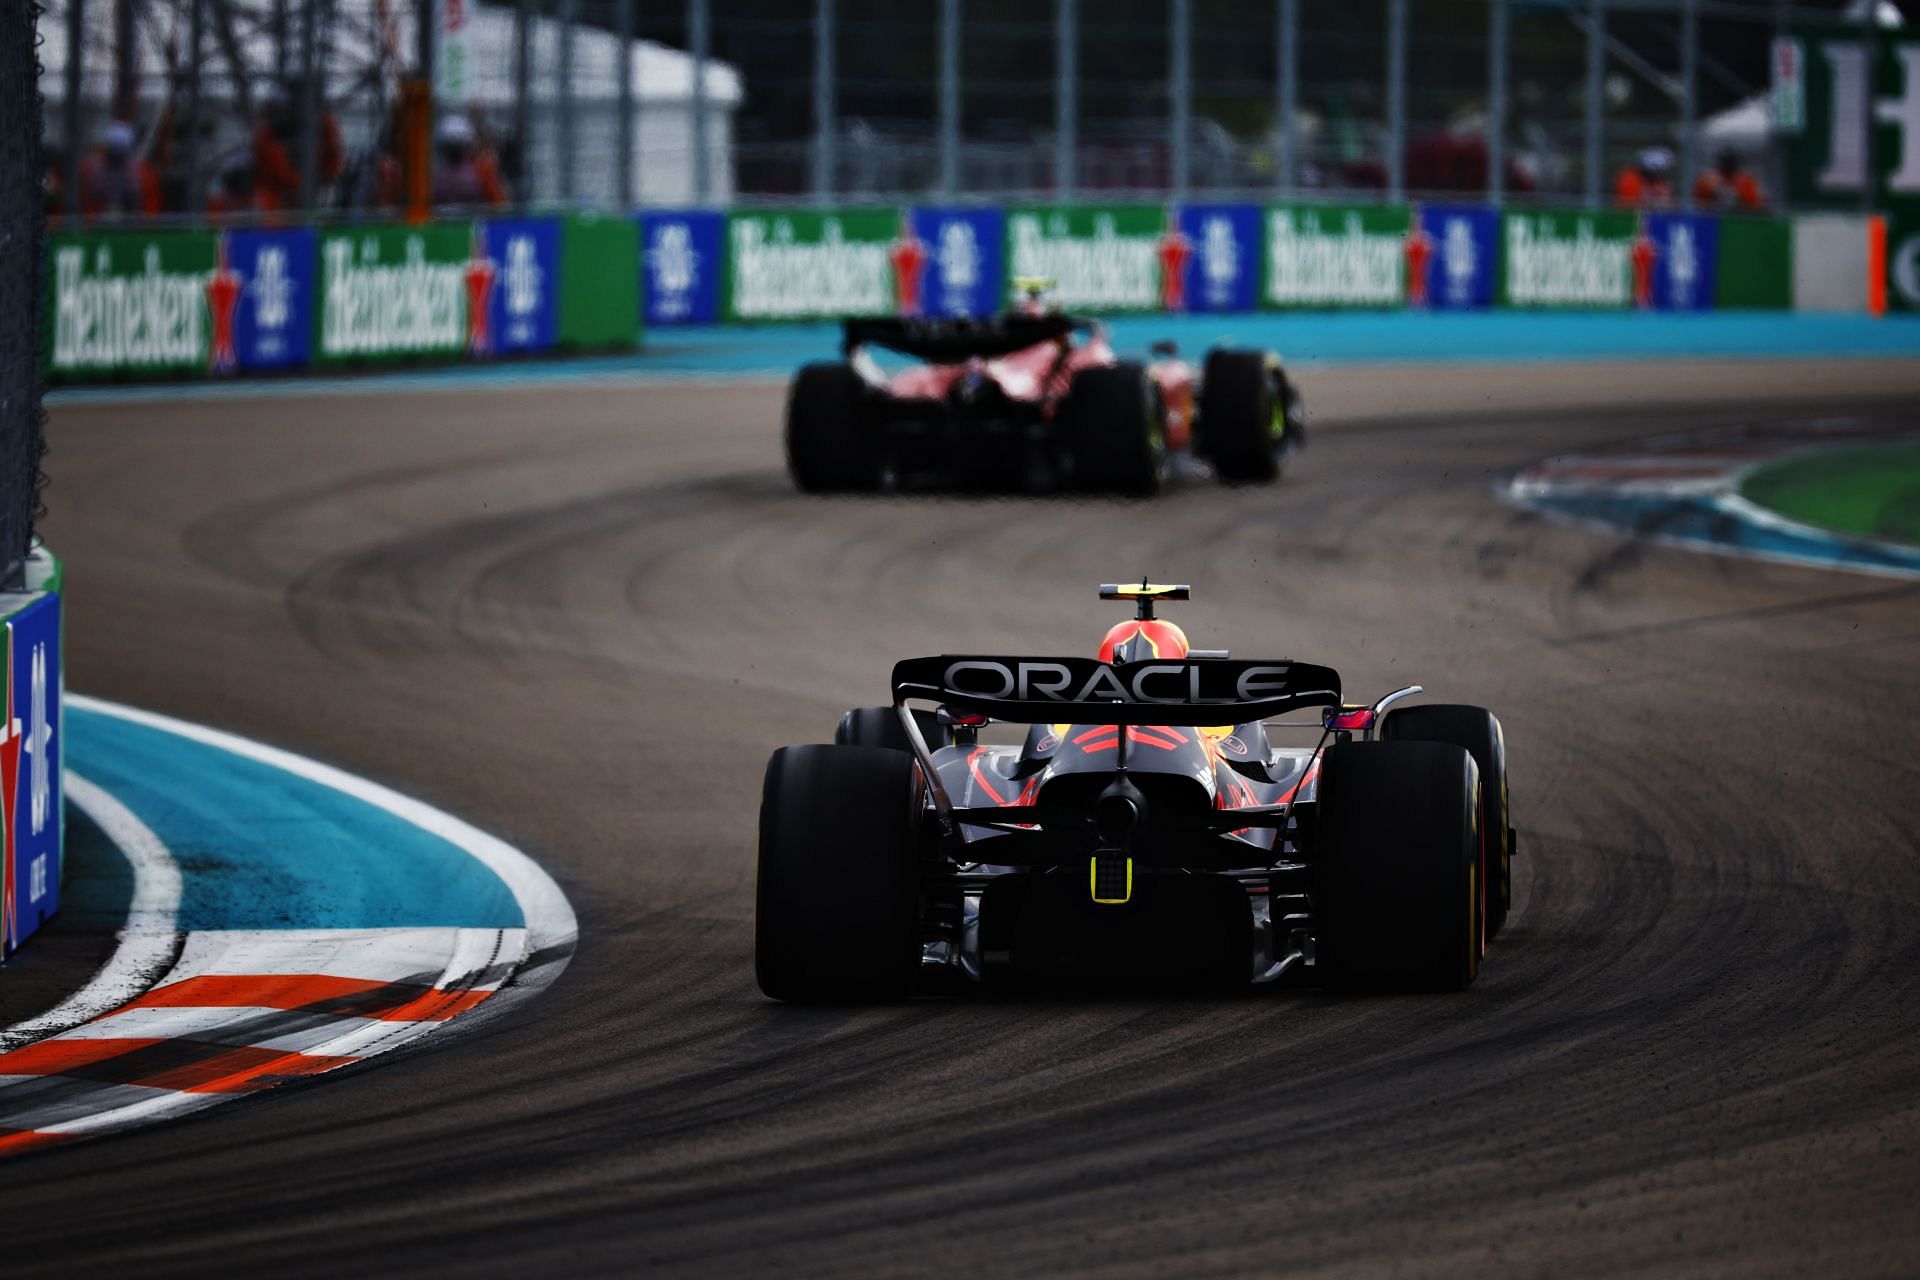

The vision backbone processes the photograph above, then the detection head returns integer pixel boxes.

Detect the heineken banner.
[1500,211,1637,309]
[1263,203,1412,309]
[1411,205,1497,311]
[641,209,724,326]
[725,209,904,321]
[1005,205,1172,312]
[223,227,316,371]
[906,206,1004,318]
[314,222,477,365]
[47,228,219,380]
[558,214,639,349]
[2,591,60,957]
[1645,214,1719,312]
[479,217,560,356]
[1176,204,1261,313]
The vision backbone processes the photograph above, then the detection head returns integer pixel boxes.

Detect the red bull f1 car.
[756,582,1515,1000]
[784,302,1305,496]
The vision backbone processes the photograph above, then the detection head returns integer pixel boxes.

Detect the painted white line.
[0,772,183,1051]
[66,694,578,969]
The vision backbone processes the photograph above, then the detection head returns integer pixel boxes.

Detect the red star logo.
[1157,220,1193,312]
[1631,228,1659,309]
[1405,219,1435,309]
[465,226,499,356]
[889,218,929,317]
[0,628,19,955]
[206,234,243,374]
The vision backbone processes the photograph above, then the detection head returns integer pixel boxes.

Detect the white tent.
[35,0,741,206]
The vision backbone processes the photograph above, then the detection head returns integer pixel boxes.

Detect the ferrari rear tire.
[1198,349,1280,484]
[756,745,923,1002]
[1062,362,1162,497]
[1314,741,1481,992]
[1383,704,1512,939]
[835,706,950,755]
[786,362,877,493]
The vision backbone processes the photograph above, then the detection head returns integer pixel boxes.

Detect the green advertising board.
[1783,30,1920,212]
[1715,217,1794,310]
[1262,203,1410,308]
[724,209,903,321]
[1499,210,1637,309]
[314,222,474,365]
[46,228,219,380]
[1005,205,1168,312]
[559,213,640,348]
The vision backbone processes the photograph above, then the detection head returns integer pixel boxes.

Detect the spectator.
[431,114,508,208]
[252,84,343,211]
[1614,147,1675,210]
[76,121,161,217]
[1693,149,1766,212]
[204,154,260,216]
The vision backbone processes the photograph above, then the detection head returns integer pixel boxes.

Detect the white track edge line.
[0,772,184,1051]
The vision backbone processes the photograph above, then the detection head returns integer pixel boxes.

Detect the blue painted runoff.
[46,312,1920,407]
[68,706,525,930]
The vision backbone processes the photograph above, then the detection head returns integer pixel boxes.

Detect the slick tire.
[1198,349,1280,484]
[786,362,877,493]
[1315,741,1482,992]
[1383,703,1513,939]
[756,745,924,1002]
[1062,362,1163,497]
[835,706,950,755]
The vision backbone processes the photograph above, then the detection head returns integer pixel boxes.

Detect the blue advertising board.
[222,227,316,372]
[480,217,561,355]
[640,210,725,326]
[1413,205,1498,310]
[3,593,60,955]
[1646,213,1719,312]
[906,206,1005,318]
[1175,203,1261,313]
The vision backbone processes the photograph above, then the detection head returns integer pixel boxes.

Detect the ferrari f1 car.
[784,300,1305,495]
[756,582,1515,1000]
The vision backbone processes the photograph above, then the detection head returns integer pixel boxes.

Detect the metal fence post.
[812,0,834,201]
[1488,0,1507,204]
[1277,0,1297,197]
[618,0,635,209]
[1861,0,1877,216]
[1171,0,1190,198]
[274,0,289,82]
[184,0,204,214]
[1386,0,1406,202]
[514,0,531,210]
[1679,0,1697,203]
[416,0,432,161]
[690,0,710,203]
[559,0,576,203]
[1584,0,1605,207]
[63,0,82,218]
[940,0,959,196]
[299,0,320,208]
[1056,0,1075,197]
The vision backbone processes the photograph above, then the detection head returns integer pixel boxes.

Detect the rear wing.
[891,655,1341,727]
[841,314,1093,361]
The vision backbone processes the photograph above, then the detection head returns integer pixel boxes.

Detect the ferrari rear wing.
[841,314,1094,361]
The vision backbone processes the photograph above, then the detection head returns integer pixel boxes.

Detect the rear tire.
[1382,704,1512,939]
[1198,349,1280,484]
[756,745,924,1002]
[835,705,950,755]
[786,362,877,493]
[1061,362,1162,496]
[1314,741,1481,991]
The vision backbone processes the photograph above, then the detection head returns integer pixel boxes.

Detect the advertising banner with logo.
[1714,216,1794,309]
[1,592,60,956]
[313,222,477,365]
[222,227,316,371]
[1174,204,1261,313]
[904,206,1004,318]
[1499,211,1637,309]
[1643,213,1719,312]
[477,217,560,355]
[1262,203,1412,309]
[46,228,219,380]
[1410,205,1497,310]
[641,209,725,325]
[1004,205,1173,313]
[559,213,641,348]
[724,209,904,321]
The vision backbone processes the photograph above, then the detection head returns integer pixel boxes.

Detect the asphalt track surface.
[17,357,1920,1276]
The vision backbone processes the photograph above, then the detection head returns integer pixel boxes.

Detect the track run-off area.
[11,352,1920,1275]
